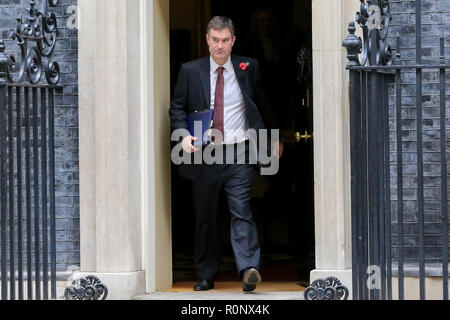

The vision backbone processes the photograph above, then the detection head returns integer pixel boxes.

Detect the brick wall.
[388,0,450,263]
[0,0,79,271]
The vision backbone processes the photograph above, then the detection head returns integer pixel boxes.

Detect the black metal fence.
[0,0,61,300]
[344,0,449,300]
[0,83,59,300]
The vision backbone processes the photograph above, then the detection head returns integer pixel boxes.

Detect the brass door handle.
[295,131,313,143]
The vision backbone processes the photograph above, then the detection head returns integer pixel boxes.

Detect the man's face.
[206,28,236,64]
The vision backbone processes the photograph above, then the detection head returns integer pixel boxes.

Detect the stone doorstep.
[132,291,305,301]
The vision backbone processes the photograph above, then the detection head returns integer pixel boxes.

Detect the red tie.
[213,67,224,142]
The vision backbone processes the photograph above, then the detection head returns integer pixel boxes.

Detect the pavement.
[133,291,304,300]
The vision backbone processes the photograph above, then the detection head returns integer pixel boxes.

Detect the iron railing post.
[439,37,448,301]
[16,86,23,300]
[349,69,362,301]
[415,0,426,301]
[0,40,8,300]
[48,88,57,300]
[343,21,363,301]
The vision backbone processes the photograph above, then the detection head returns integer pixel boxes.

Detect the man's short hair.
[207,16,235,37]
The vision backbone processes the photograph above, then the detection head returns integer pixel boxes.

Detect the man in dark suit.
[169,16,283,292]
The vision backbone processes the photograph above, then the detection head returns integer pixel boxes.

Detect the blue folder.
[187,109,215,146]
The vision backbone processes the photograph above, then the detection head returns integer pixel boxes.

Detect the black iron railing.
[0,83,59,300]
[344,0,449,300]
[0,0,61,300]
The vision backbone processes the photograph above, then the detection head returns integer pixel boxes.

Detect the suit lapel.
[199,57,211,108]
[231,55,248,93]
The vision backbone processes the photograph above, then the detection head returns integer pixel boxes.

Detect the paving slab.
[133,291,304,300]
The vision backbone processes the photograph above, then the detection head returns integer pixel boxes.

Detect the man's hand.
[273,141,284,159]
[182,135,200,153]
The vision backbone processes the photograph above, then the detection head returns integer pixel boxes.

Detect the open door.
[169,0,315,290]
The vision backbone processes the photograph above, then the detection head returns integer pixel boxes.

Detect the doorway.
[169,0,314,289]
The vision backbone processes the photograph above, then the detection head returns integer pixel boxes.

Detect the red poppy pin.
[240,62,250,71]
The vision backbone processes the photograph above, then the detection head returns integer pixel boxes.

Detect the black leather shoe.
[193,280,215,291]
[241,268,262,292]
[242,283,257,292]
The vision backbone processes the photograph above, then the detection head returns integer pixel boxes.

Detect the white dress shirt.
[210,56,248,145]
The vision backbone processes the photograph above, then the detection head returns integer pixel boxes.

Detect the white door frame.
[140,0,173,293]
[140,0,358,294]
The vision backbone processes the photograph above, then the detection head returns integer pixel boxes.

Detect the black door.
[170,0,315,284]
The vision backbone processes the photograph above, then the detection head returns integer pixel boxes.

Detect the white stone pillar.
[310,0,360,299]
[140,0,172,293]
[78,0,145,299]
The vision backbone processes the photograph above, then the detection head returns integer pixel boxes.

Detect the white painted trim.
[140,0,157,293]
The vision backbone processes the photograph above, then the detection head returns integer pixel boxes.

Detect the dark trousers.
[191,141,260,281]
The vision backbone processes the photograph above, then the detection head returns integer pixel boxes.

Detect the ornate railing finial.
[344,0,392,67]
[5,0,60,85]
[342,22,362,67]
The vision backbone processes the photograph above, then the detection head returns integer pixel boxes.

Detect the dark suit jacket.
[169,54,280,180]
